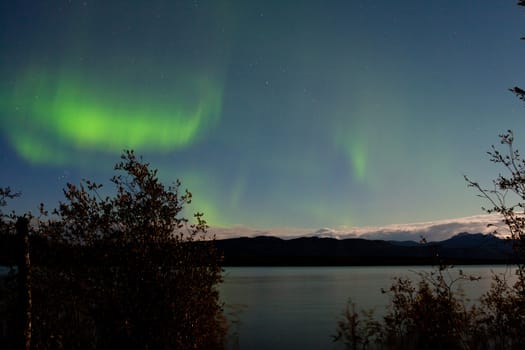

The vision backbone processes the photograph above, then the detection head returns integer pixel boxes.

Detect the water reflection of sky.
[219,266,518,350]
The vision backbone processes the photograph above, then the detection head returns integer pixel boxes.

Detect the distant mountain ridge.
[215,233,516,266]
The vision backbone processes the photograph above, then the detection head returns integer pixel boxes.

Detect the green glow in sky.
[335,133,368,183]
[11,131,69,165]
[2,1,524,230]
[3,68,222,164]
[350,145,367,182]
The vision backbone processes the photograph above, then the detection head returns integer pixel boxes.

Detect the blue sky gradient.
[1,1,524,234]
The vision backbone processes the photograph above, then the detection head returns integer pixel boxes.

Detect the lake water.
[219,266,518,350]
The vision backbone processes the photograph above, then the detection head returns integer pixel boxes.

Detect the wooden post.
[16,217,31,350]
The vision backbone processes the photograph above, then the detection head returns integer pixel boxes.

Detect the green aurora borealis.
[5,69,222,163]
[1,1,525,232]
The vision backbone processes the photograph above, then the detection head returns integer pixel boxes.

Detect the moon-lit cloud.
[209,214,505,241]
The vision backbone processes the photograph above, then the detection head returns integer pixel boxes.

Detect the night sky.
[1,1,524,237]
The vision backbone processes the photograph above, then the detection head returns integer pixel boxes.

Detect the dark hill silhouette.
[0,232,516,267]
[215,233,515,266]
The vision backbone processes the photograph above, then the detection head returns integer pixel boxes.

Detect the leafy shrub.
[334,265,489,350]
[2,151,227,349]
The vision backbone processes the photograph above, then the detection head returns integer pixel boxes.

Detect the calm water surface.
[219,266,518,350]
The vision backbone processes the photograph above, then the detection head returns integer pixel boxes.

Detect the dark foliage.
[0,188,21,349]
[1,151,226,349]
[0,187,19,236]
[510,87,525,102]
[466,130,525,296]
[334,262,525,349]
[334,265,485,350]
[336,3,525,347]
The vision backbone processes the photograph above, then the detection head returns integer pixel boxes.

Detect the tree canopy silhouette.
[2,151,226,349]
[335,2,525,348]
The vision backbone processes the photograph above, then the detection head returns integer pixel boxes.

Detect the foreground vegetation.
[335,262,525,350]
[335,3,525,347]
[0,151,226,349]
[334,130,525,349]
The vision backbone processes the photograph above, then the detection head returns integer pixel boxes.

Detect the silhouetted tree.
[336,3,525,348]
[0,187,19,236]
[511,86,525,103]
[463,129,525,349]
[0,187,21,349]
[30,151,226,349]
[466,131,525,292]
[334,266,484,350]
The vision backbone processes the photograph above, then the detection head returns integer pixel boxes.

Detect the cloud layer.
[210,214,506,242]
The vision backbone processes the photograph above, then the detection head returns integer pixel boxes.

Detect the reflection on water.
[219,266,518,350]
